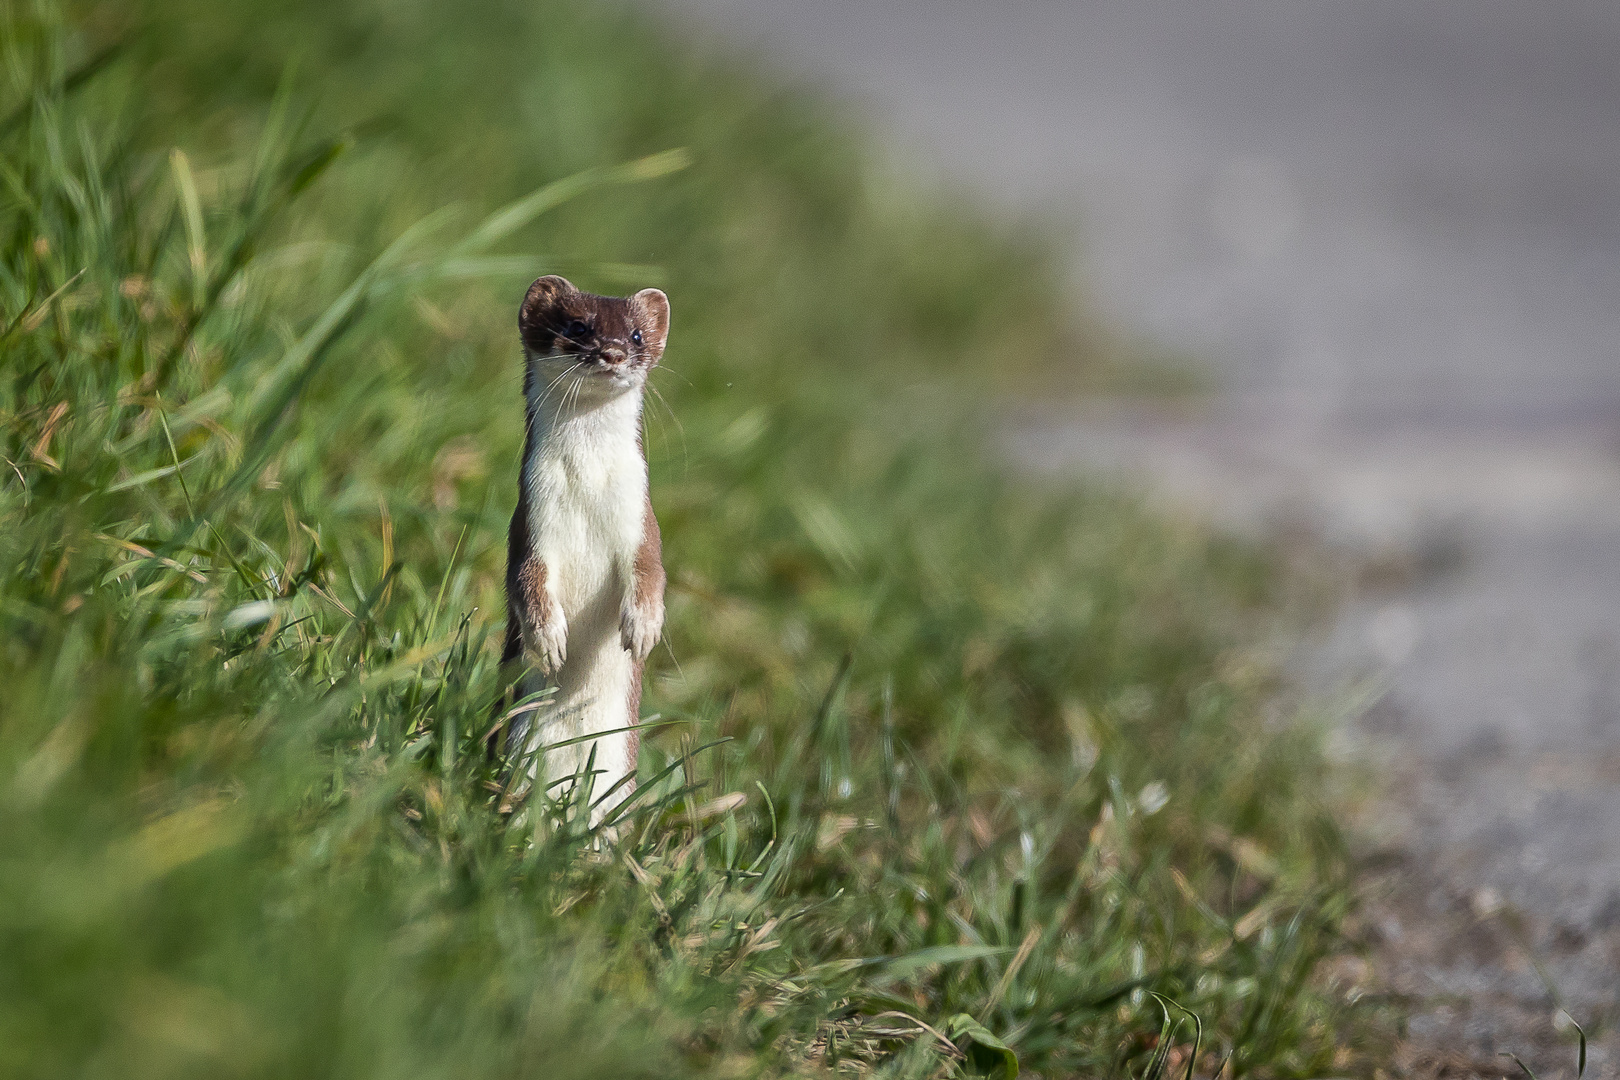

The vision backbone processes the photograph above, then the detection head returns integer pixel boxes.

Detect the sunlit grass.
[1,3,1365,1076]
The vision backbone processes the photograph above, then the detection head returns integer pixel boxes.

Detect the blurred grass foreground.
[1,2,1364,1077]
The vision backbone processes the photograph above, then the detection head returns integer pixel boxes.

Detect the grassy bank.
[2,2,1361,1076]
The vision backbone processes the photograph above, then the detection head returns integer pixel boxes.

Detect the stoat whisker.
[530,360,580,419]
[649,360,694,390]
[645,381,687,473]
[561,366,585,418]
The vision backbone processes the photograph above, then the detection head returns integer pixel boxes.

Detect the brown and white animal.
[499,275,668,821]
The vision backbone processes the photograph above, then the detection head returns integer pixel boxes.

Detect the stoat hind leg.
[602,498,663,826]
[496,508,567,786]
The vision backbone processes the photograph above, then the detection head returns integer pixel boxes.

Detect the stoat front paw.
[524,610,568,676]
[619,600,663,662]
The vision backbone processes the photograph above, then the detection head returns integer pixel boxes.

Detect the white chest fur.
[522,394,646,614]
[520,388,647,814]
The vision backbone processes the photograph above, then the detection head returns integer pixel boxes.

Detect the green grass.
[2,1,1363,1076]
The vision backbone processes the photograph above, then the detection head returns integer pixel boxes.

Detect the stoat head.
[519,275,669,410]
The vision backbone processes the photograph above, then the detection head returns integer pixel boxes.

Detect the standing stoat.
[499,275,668,820]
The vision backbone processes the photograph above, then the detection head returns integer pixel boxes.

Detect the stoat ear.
[633,288,670,356]
[519,275,576,335]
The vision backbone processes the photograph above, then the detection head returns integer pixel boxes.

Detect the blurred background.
[658,0,1620,1061]
[5,0,1617,1074]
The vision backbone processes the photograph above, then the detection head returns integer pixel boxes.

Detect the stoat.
[498,275,668,821]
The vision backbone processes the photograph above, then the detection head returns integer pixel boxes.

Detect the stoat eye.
[564,319,590,341]
[630,328,643,346]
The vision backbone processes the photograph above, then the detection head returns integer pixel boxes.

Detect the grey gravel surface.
[651,0,1620,1071]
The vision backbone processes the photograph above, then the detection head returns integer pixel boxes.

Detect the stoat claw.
[524,610,568,676]
[620,602,662,662]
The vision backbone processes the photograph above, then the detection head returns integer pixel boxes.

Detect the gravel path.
[654,1,1620,1072]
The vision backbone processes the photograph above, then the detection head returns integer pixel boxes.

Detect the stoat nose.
[601,346,627,366]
